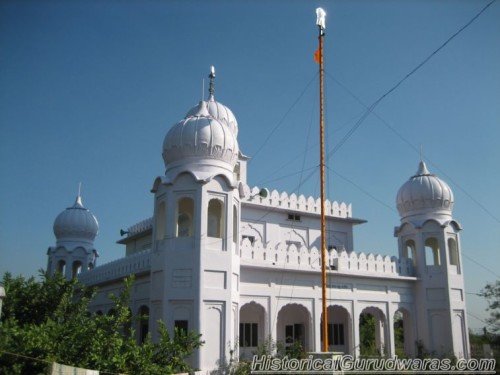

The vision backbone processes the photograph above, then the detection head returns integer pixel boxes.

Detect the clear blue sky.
[0,0,498,331]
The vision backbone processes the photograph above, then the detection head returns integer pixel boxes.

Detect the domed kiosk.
[396,161,454,222]
[394,160,469,359]
[47,192,99,279]
[159,67,242,188]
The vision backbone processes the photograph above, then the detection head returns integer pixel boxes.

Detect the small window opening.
[404,239,417,266]
[208,198,224,238]
[288,213,301,221]
[448,238,460,271]
[177,197,194,237]
[57,260,66,275]
[425,237,441,266]
[72,261,82,278]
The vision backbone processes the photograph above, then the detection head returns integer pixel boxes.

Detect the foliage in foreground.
[0,271,203,374]
[480,280,500,334]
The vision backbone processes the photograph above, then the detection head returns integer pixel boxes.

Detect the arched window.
[156,201,166,240]
[425,237,441,266]
[57,260,66,275]
[207,198,224,238]
[233,205,238,244]
[72,261,82,278]
[138,305,150,344]
[177,198,194,237]
[234,163,241,181]
[88,262,94,271]
[448,238,460,271]
[404,240,416,266]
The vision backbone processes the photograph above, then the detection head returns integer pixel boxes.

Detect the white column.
[352,303,360,358]
[269,296,278,353]
[314,297,322,351]
[387,305,396,357]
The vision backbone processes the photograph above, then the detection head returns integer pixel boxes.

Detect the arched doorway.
[321,305,352,354]
[277,303,312,352]
[239,302,266,359]
[359,306,387,356]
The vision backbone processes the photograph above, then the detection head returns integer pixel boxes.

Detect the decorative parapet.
[127,217,153,236]
[78,250,151,285]
[242,185,352,218]
[239,238,415,277]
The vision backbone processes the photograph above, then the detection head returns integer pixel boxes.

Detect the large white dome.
[162,101,239,169]
[396,161,454,220]
[53,196,99,244]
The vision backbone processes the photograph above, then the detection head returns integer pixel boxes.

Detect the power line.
[325,72,500,224]
[461,252,500,278]
[326,166,397,213]
[250,73,318,162]
[320,0,496,159]
[467,311,496,330]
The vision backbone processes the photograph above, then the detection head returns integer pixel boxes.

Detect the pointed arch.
[425,237,441,266]
[57,260,66,275]
[72,260,82,278]
[207,198,225,238]
[448,237,460,273]
[177,197,194,237]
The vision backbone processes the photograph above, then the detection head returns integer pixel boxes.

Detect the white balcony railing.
[78,250,151,285]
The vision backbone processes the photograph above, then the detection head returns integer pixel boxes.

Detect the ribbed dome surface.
[185,95,238,136]
[162,101,239,168]
[396,161,454,219]
[53,196,99,243]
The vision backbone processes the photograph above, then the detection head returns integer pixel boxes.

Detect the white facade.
[48,77,470,372]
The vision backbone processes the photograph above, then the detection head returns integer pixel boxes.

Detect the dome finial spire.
[75,182,83,207]
[208,65,215,99]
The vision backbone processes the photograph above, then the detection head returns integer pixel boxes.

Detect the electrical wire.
[325,71,500,224]
[318,0,497,167]
[250,72,318,163]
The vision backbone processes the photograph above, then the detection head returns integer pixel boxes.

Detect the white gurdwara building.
[47,74,470,371]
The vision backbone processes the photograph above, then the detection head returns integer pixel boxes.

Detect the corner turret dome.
[162,101,239,166]
[396,161,454,220]
[161,67,240,186]
[162,100,239,185]
[53,195,99,245]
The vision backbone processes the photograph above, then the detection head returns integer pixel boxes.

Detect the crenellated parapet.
[240,238,414,277]
[126,217,153,236]
[78,249,151,285]
[241,185,352,218]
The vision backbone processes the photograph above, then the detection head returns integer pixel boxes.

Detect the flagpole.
[316,8,329,353]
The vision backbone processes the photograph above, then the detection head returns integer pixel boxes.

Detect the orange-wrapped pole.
[317,8,329,353]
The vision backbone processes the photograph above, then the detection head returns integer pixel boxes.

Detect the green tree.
[0,271,203,374]
[480,280,500,334]
[359,313,377,356]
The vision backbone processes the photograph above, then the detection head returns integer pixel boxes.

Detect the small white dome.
[53,196,99,244]
[162,101,239,168]
[396,161,454,219]
[185,94,238,136]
